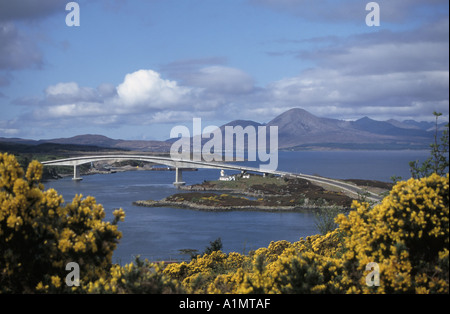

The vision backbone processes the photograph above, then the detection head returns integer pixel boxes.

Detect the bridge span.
[41,154,382,202]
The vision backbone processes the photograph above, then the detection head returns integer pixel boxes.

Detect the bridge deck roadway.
[41,155,382,202]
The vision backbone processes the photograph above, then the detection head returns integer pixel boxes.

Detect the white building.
[219,169,236,181]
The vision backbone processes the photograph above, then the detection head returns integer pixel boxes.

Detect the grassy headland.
[134,174,392,211]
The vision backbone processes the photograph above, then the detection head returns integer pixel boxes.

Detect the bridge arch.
[40,154,264,186]
[41,154,382,201]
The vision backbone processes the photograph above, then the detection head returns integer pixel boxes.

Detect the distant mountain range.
[264,108,445,150]
[1,108,447,152]
[0,134,172,152]
[203,108,445,150]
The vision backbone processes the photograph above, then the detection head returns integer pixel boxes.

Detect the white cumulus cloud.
[116,69,191,108]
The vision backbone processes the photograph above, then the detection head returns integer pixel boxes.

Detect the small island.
[133,172,392,212]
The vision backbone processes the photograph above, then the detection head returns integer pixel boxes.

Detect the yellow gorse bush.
[337,173,449,293]
[85,258,183,294]
[0,153,125,293]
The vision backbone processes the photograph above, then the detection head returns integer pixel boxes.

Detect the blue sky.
[0,0,448,140]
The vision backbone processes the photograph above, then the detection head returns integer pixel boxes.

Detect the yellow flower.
[113,208,125,222]
[36,282,45,291]
[74,240,86,252]
[51,276,62,288]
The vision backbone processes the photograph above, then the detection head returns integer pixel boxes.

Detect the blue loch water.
[45,150,429,264]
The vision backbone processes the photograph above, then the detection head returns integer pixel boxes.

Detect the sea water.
[45,150,429,263]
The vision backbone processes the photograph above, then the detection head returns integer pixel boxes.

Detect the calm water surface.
[45,150,429,264]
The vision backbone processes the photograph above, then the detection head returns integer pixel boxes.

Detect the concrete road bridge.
[41,154,382,202]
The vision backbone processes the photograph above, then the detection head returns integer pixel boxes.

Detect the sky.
[0,0,448,141]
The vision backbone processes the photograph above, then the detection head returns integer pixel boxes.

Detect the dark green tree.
[409,112,449,178]
[204,237,223,255]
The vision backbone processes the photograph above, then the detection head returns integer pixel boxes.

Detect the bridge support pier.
[72,165,83,181]
[173,167,185,187]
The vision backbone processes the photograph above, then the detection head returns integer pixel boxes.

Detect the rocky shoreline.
[132,199,346,212]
